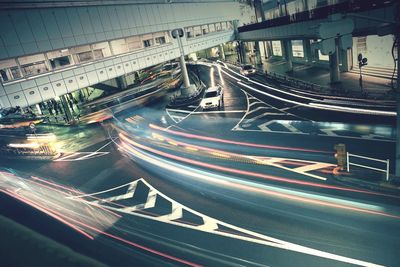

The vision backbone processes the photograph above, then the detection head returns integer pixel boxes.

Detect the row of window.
[186,21,233,39]
[0,32,170,83]
[271,40,329,61]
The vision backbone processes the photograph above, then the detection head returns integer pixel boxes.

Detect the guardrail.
[346,152,390,181]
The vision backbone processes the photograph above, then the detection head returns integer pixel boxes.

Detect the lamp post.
[357,53,368,93]
[171,28,191,90]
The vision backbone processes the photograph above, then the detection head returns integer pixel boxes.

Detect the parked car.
[200,85,224,110]
[240,64,256,76]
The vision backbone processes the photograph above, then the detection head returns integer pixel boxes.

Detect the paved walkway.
[258,58,395,99]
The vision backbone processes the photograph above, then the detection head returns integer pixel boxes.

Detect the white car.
[240,64,256,76]
[200,85,224,110]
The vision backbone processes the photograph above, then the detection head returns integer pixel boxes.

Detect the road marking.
[192,110,246,114]
[74,177,383,267]
[246,105,272,115]
[294,162,334,173]
[166,109,192,114]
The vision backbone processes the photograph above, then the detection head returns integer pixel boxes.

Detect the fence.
[346,152,390,181]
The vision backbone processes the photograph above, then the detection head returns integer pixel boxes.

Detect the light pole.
[171,28,192,92]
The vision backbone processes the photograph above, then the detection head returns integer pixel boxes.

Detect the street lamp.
[357,53,368,93]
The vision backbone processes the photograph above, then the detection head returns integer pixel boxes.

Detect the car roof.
[205,86,220,92]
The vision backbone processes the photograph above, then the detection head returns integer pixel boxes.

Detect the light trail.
[221,67,396,116]
[120,133,398,199]
[0,171,202,267]
[149,123,332,154]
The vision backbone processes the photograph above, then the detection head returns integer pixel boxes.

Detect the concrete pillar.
[283,40,293,72]
[303,39,312,64]
[329,38,341,83]
[254,41,262,65]
[219,44,226,60]
[35,104,42,115]
[239,41,247,64]
[60,95,73,122]
[179,55,191,88]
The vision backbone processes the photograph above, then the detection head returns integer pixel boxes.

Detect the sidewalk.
[258,58,395,99]
[333,168,400,194]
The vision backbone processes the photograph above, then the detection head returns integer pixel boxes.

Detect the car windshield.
[205,91,218,98]
[243,65,253,70]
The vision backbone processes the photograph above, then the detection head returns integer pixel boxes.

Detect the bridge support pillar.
[329,37,341,84]
[254,41,262,65]
[60,95,73,122]
[282,40,293,72]
[219,44,226,60]
[239,41,247,64]
[303,39,312,64]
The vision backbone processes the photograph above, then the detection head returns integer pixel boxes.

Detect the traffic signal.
[358,53,368,68]
[334,143,346,170]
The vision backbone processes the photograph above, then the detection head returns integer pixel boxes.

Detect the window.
[77,51,93,62]
[186,27,193,38]
[93,49,104,59]
[221,22,227,30]
[18,54,49,76]
[155,36,166,45]
[202,25,209,35]
[92,42,112,58]
[215,22,222,31]
[143,39,153,48]
[49,56,71,69]
[0,59,21,82]
[10,67,22,79]
[272,41,282,56]
[194,26,202,37]
[71,45,92,63]
[318,50,329,61]
[21,61,48,76]
[291,40,304,58]
[209,23,216,33]
[47,49,72,69]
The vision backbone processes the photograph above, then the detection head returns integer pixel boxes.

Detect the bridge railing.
[238,0,394,33]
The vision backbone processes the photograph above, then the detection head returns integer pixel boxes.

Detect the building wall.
[352,35,395,70]
[0,1,245,108]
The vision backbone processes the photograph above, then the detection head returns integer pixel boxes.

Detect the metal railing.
[346,152,390,181]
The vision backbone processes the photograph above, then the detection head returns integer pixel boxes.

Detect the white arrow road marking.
[71,178,383,267]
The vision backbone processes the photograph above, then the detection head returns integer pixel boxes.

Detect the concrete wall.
[352,35,395,69]
[0,1,246,108]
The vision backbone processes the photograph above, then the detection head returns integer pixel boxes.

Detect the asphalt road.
[1,62,399,267]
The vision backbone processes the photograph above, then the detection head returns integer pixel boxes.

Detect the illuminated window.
[271,41,282,56]
[291,40,304,58]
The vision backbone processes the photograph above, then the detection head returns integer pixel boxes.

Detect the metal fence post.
[386,159,390,181]
[346,152,350,172]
